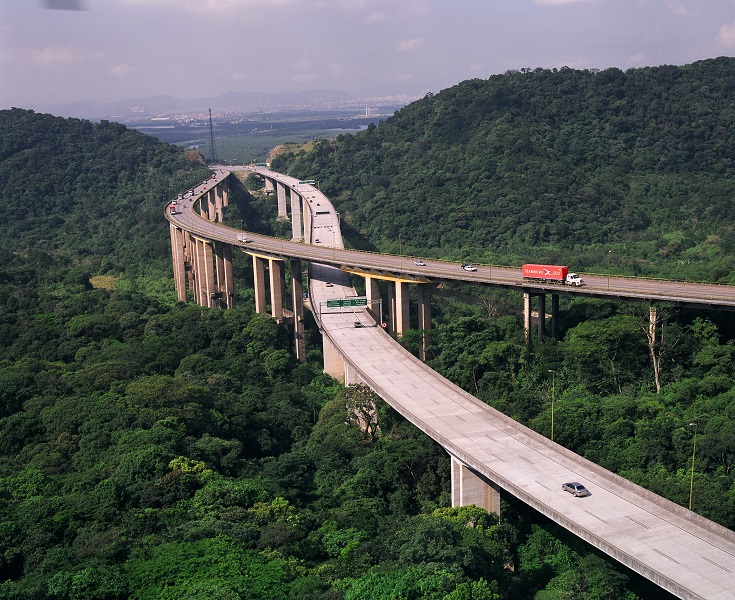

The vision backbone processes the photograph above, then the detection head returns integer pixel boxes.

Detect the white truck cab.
[566,273,584,286]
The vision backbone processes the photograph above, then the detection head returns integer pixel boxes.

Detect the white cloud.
[31,46,83,65]
[364,11,386,24]
[398,38,422,51]
[717,21,735,48]
[109,64,135,77]
[666,2,698,18]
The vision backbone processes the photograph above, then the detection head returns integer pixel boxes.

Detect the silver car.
[562,482,590,497]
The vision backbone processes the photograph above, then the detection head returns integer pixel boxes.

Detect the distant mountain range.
[36,89,355,120]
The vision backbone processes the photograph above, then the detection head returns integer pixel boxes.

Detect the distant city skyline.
[1,0,733,112]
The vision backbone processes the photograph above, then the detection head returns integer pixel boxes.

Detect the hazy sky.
[1,0,733,109]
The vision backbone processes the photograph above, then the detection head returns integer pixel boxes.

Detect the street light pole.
[548,369,555,442]
[689,421,697,511]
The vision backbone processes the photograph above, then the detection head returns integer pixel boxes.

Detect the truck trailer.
[522,264,584,286]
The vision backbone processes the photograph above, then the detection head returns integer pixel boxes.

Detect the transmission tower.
[208,108,218,164]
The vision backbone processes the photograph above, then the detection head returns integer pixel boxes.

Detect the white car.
[462,264,477,272]
[414,260,426,266]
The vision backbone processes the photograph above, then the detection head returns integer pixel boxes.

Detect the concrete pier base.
[451,455,501,516]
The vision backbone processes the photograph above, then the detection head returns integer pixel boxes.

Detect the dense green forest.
[0,61,733,600]
[273,57,735,283]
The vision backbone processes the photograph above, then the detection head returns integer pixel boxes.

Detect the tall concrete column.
[524,292,532,346]
[276,182,288,219]
[214,185,224,222]
[290,259,306,362]
[290,190,302,240]
[208,189,217,222]
[302,196,312,243]
[221,179,229,208]
[537,293,546,342]
[417,283,432,361]
[195,238,216,308]
[264,176,274,195]
[450,455,501,516]
[170,224,187,302]
[253,255,267,314]
[551,294,560,340]
[345,362,366,386]
[365,276,381,324]
[184,231,195,293]
[323,336,345,382]
[191,237,202,304]
[388,284,396,333]
[199,193,209,221]
[214,242,234,309]
[269,259,285,321]
[394,281,410,337]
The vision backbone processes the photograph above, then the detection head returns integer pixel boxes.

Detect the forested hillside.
[0,109,676,598]
[273,57,735,282]
[270,59,735,532]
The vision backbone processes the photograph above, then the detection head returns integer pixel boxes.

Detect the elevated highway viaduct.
[167,167,735,600]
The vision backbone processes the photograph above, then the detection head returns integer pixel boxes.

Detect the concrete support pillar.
[323,335,345,382]
[269,259,285,321]
[253,255,267,314]
[551,294,560,340]
[365,276,381,324]
[451,455,501,516]
[214,242,234,309]
[290,259,306,363]
[184,231,195,293]
[388,284,396,334]
[345,362,364,386]
[221,179,229,208]
[291,190,302,240]
[170,224,187,303]
[214,185,224,222]
[276,182,288,219]
[524,292,532,346]
[195,238,216,308]
[209,189,217,222]
[302,196,312,243]
[394,281,410,337]
[264,177,274,195]
[199,192,209,221]
[537,293,546,342]
[417,284,432,361]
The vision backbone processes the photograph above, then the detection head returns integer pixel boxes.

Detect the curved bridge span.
[167,167,734,600]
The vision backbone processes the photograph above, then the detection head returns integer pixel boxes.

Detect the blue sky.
[1,0,733,109]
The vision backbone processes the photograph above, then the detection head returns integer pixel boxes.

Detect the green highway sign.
[326,298,368,308]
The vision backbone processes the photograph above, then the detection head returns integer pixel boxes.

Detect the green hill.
[0,108,211,275]
[273,57,735,281]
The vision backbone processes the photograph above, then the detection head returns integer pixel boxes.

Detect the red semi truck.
[522,264,584,286]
